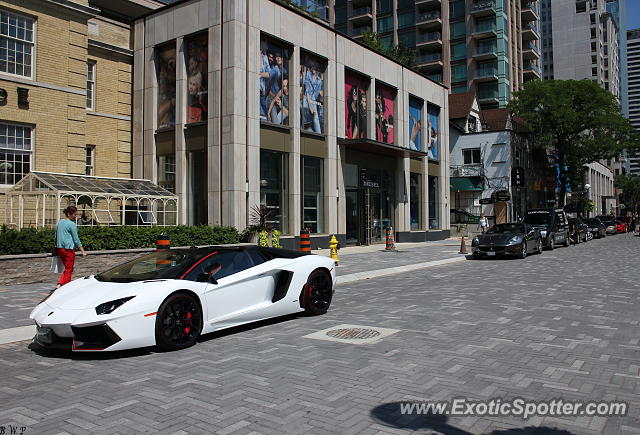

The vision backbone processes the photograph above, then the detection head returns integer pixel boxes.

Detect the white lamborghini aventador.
[30,246,336,352]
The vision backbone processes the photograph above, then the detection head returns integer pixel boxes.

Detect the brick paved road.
[0,234,639,434]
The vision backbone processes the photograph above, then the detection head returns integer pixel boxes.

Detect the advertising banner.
[300,52,325,134]
[344,71,369,139]
[156,44,176,129]
[408,96,422,151]
[185,32,208,124]
[427,104,440,160]
[374,84,395,144]
[260,40,290,125]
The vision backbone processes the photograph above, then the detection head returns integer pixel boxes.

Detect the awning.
[450,177,484,191]
[338,138,428,158]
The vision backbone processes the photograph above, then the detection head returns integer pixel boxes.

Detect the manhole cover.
[326,328,381,340]
[304,324,399,345]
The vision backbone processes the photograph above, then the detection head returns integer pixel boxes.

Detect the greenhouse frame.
[5,172,178,229]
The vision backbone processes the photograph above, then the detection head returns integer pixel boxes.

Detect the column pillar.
[208,20,223,225]
[175,36,187,225]
[289,46,302,236]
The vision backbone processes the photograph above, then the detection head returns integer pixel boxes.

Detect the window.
[377,16,393,33]
[449,0,465,19]
[86,61,96,110]
[157,153,176,193]
[301,156,323,233]
[0,10,34,78]
[397,11,415,29]
[451,63,467,82]
[463,148,481,165]
[451,84,467,94]
[85,145,95,176]
[410,173,422,230]
[450,21,466,39]
[451,42,466,61]
[260,149,288,233]
[0,123,32,185]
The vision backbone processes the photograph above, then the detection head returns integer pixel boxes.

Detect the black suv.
[521,208,570,249]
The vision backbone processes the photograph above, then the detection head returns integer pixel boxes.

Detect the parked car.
[615,217,629,233]
[568,217,589,243]
[450,209,480,224]
[583,218,607,239]
[600,218,617,234]
[521,208,570,249]
[471,223,543,259]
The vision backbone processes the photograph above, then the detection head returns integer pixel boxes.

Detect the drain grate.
[304,324,399,345]
[326,328,381,340]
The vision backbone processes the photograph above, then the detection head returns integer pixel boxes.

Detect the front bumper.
[472,244,522,257]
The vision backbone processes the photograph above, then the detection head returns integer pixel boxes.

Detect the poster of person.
[259,39,289,125]
[427,104,440,160]
[374,84,395,144]
[300,52,325,134]
[408,97,422,151]
[344,71,368,139]
[185,33,208,124]
[156,44,176,129]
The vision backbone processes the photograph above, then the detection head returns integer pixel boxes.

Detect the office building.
[628,28,640,175]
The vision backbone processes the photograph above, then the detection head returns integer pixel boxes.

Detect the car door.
[523,224,535,252]
[199,251,277,326]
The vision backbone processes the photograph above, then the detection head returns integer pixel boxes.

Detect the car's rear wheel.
[302,269,333,316]
[563,234,570,247]
[155,293,202,351]
[536,238,543,254]
[548,236,555,250]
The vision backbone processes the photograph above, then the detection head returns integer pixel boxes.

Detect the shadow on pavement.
[370,402,577,435]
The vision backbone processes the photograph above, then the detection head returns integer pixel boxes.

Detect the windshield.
[95,250,206,283]
[522,213,551,226]
[584,219,600,226]
[486,224,525,234]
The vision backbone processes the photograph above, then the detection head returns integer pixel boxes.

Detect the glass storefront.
[157,154,175,193]
[302,156,323,233]
[187,150,207,225]
[410,172,422,230]
[260,149,288,233]
[429,175,439,229]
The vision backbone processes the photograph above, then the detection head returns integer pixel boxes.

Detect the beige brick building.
[0,0,161,225]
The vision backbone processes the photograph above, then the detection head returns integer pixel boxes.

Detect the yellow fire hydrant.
[329,234,339,265]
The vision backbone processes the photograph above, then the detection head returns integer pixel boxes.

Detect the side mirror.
[204,262,222,285]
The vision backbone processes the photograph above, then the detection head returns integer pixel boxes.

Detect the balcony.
[450,164,485,178]
[522,41,541,59]
[416,52,443,70]
[427,72,443,83]
[523,61,542,80]
[416,11,442,30]
[472,21,497,38]
[416,31,442,48]
[474,66,499,81]
[472,44,498,60]
[351,26,372,38]
[522,22,540,40]
[470,0,496,17]
[478,88,499,104]
[521,1,539,22]
[349,6,372,25]
[415,0,441,6]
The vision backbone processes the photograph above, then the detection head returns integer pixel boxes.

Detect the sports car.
[30,246,336,352]
[471,223,543,259]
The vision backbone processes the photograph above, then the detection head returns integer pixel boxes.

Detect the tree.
[508,80,639,206]
[361,32,416,69]
[614,174,640,216]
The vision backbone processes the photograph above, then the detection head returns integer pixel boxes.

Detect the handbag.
[51,256,64,274]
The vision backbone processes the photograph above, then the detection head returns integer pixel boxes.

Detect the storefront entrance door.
[345,188,393,246]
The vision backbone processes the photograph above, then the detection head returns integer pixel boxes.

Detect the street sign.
[479,198,493,205]
[511,167,525,187]
[494,190,511,202]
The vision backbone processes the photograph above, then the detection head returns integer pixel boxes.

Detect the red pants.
[57,249,76,286]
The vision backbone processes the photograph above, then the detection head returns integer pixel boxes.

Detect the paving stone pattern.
[0,234,639,434]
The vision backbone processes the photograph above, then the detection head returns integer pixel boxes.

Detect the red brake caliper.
[184,311,192,335]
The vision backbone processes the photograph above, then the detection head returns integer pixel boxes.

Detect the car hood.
[44,276,156,310]
[477,233,520,245]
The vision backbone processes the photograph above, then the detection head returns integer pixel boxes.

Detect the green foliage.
[0,225,240,255]
[508,80,640,205]
[584,200,595,213]
[361,32,416,69]
[257,230,269,247]
[271,229,282,248]
[615,174,640,214]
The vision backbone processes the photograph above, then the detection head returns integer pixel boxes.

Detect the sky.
[628,0,640,30]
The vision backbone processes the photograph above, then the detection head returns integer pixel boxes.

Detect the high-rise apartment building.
[627,29,640,175]
[327,0,540,109]
[540,0,620,99]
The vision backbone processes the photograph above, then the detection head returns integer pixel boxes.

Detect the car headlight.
[95,296,135,315]
[472,236,480,246]
[539,230,547,237]
[507,236,523,245]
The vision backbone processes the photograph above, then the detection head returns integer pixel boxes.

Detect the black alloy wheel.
[155,293,203,351]
[548,236,555,250]
[519,242,527,259]
[563,233,570,247]
[536,238,543,254]
[303,269,333,316]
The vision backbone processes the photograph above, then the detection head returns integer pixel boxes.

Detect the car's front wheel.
[563,233,570,247]
[519,242,527,259]
[536,238,543,254]
[548,236,555,250]
[155,293,203,351]
[302,269,333,316]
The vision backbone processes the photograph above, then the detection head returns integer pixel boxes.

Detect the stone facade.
[133,0,451,246]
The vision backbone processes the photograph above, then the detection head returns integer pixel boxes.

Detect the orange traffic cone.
[459,236,468,254]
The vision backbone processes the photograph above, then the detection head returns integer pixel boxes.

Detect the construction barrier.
[385,227,396,251]
[156,234,171,267]
[459,236,468,254]
[300,229,311,253]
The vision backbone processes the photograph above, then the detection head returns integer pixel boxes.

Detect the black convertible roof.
[176,245,308,259]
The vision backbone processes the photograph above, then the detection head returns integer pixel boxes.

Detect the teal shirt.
[56,219,83,249]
